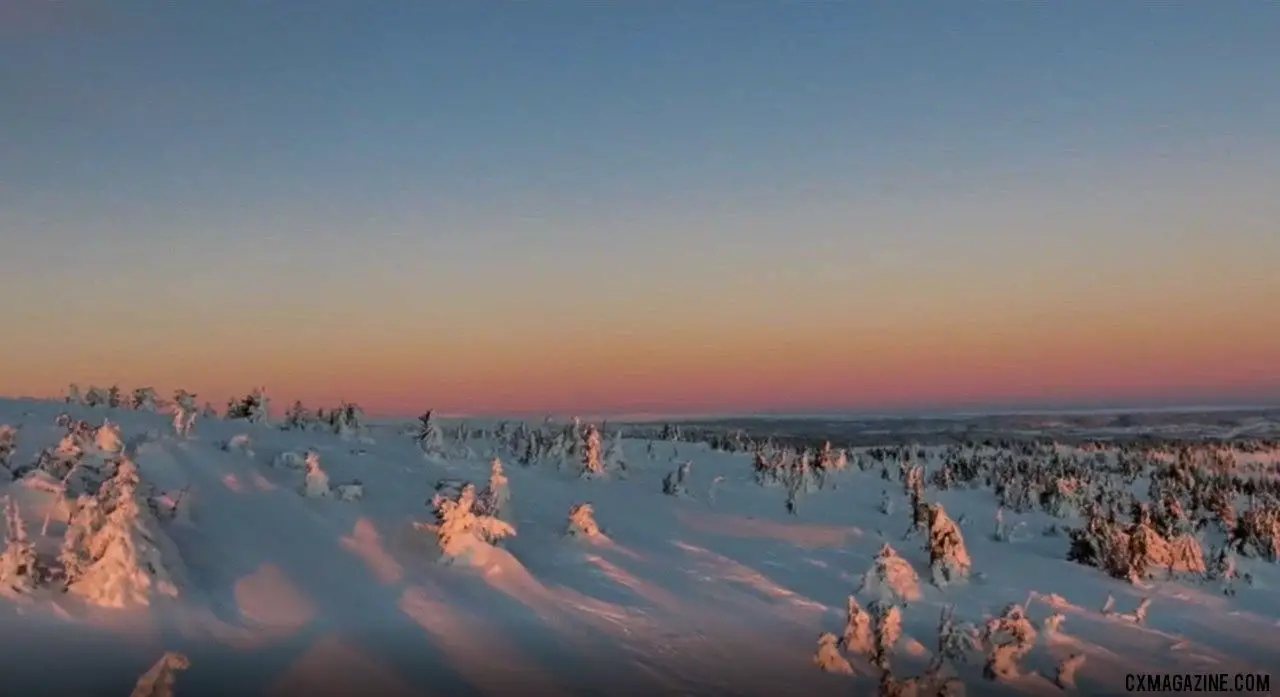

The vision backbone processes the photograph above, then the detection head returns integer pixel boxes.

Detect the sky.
[2,1,1279,417]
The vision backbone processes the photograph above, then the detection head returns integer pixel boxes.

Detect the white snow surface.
[0,397,1277,697]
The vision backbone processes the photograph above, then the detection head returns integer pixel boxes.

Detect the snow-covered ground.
[1,396,1277,697]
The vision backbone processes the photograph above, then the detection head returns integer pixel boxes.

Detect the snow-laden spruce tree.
[58,494,103,588]
[981,603,1038,680]
[0,496,42,593]
[814,632,854,675]
[283,401,313,431]
[840,594,875,657]
[94,419,125,454]
[84,386,110,408]
[581,424,605,478]
[926,503,971,586]
[426,484,515,565]
[130,387,159,411]
[66,462,182,607]
[130,652,191,697]
[107,385,123,409]
[871,601,903,671]
[416,410,444,457]
[859,543,922,605]
[480,458,511,521]
[226,387,269,423]
[67,383,83,405]
[329,402,363,439]
[300,452,331,498]
[172,391,198,438]
[604,429,628,474]
[566,503,603,540]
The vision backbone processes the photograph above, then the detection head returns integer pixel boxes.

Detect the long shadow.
[150,440,480,697]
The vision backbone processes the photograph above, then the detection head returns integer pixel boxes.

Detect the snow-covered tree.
[0,425,16,471]
[283,401,313,431]
[173,391,198,438]
[480,458,510,521]
[566,503,603,540]
[604,429,628,474]
[107,385,123,409]
[0,497,41,592]
[982,603,1037,680]
[327,402,363,439]
[581,424,605,478]
[425,484,515,564]
[926,503,971,586]
[94,419,125,454]
[300,452,331,498]
[130,652,191,697]
[840,594,875,657]
[67,383,83,405]
[859,543,922,605]
[66,462,182,607]
[814,632,854,675]
[416,410,444,456]
[226,387,269,423]
[85,386,110,408]
[662,462,692,497]
[130,387,160,411]
[58,494,102,588]
[872,602,903,671]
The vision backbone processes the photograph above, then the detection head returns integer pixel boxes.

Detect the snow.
[0,397,1278,696]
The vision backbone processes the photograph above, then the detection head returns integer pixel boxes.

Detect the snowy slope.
[1,397,1277,697]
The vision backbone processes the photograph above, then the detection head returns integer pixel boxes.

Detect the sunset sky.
[3,2,1278,417]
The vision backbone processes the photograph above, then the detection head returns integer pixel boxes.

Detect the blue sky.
[3,2,1278,415]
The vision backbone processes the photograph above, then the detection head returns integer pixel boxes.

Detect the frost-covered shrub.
[566,503,602,539]
[814,632,854,675]
[425,484,516,564]
[0,497,42,592]
[859,543,921,605]
[222,434,254,457]
[130,651,190,697]
[662,462,692,497]
[333,481,364,502]
[273,450,309,469]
